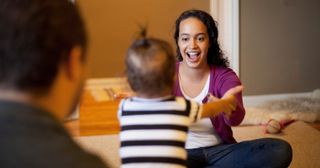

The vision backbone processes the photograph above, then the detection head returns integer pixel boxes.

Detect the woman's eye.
[181,37,188,42]
[198,37,205,41]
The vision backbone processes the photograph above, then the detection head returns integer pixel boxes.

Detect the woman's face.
[178,17,209,69]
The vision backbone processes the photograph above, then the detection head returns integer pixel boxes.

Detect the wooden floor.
[310,122,320,131]
[64,89,320,137]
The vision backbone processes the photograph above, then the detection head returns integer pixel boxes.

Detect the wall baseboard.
[243,92,311,107]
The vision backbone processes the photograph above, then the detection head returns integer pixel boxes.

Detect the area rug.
[74,121,320,168]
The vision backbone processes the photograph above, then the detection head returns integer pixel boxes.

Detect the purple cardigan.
[174,64,245,144]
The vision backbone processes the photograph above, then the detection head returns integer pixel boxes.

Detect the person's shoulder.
[213,65,235,74]
[211,65,237,78]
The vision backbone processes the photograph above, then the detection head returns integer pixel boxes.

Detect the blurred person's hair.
[0,0,87,95]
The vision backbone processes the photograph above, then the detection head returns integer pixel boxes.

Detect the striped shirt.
[118,96,202,168]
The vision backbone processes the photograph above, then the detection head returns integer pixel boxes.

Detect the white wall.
[240,0,320,95]
[77,0,210,78]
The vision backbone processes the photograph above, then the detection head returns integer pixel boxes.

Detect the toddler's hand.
[113,91,135,100]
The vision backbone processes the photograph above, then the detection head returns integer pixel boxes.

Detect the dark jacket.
[0,100,109,168]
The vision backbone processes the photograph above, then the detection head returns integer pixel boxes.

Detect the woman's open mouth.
[187,51,201,63]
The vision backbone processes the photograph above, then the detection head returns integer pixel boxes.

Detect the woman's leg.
[203,138,292,168]
[186,148,207,168]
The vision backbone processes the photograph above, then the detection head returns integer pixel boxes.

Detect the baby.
[118,35,242,168]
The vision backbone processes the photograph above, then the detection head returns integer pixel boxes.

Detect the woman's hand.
[206,85,243,103]
[206,93,219,103]
[201,86,243,119]
[220,85,243,117]
[222,85,243,100]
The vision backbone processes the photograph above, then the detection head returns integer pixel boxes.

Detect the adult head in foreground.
[0,0,109,167]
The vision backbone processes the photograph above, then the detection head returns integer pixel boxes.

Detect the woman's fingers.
[207,93,219,102]
[223,85,243,98]
[222,95,238,118]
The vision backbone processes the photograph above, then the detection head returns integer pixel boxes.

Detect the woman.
[173,9,292,168]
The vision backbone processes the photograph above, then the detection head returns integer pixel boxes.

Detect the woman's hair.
[174,9,229,67]
[125,28,175,96]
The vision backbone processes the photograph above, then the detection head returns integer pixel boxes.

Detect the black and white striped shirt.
[118,96,202,168]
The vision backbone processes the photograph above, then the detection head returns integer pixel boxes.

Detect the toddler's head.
[125,36,175,98]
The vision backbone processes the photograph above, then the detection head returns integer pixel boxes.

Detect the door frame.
[210,0,239,76]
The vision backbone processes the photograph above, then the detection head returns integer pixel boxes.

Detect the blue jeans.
[187,138,292,168]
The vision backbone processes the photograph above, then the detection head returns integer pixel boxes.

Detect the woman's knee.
[267,138,293,167]
[278,139,292,157]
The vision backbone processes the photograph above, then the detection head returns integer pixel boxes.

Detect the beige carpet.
[74,121,320,168]
[74,134,120,167]
[233,121,320,168]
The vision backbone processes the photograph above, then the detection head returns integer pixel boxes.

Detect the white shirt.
[180,74,222,149]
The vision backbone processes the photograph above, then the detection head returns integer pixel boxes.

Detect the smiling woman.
[173,9,293,168]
